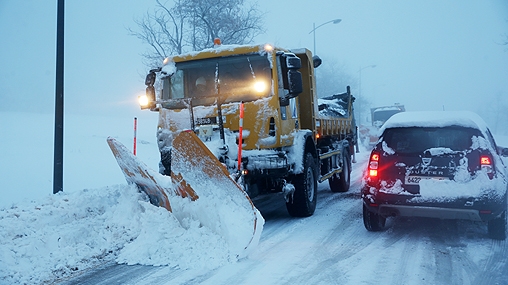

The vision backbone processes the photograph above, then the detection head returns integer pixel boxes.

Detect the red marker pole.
[238,102,244,171]
[133,117,137,155]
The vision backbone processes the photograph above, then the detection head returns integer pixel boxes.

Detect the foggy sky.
[0,0,507,131]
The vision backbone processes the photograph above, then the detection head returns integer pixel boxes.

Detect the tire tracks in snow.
[473,238,508,285]
[283,187,379,284]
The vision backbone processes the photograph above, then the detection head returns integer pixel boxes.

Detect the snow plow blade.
[107,137,173,212]
[107,132,263,258]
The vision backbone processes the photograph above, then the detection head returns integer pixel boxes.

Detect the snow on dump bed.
[317,92,351,118]
[380,111,489,135]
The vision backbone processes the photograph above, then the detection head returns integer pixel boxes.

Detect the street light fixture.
[309,18,342,55]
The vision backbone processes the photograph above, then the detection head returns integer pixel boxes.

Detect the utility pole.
[53,0,64,194]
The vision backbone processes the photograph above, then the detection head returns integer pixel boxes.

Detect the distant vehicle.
[370,104,405,128]
[359,104,405,147]
[362,111,508,240]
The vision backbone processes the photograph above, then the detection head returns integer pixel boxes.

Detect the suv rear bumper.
[362,188,507,222]
[375,204,486,221]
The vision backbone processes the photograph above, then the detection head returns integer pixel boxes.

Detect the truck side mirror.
[280,53,303,98]
[145,72,156,86]
[288,70,303,97]
[313,55,322,68]
[286,55,301,69]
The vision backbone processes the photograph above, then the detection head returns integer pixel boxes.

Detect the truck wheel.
[286,152,317,217]
[363,204,386,231]
[488,211,506,240]
[329,150,351,193]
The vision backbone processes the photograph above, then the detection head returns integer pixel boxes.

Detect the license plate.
[405,176,447,185]
[196,116,217,125]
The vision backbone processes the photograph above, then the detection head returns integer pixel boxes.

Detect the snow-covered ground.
[1,111,507,285]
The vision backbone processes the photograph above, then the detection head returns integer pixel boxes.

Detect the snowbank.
[0,185,236,284]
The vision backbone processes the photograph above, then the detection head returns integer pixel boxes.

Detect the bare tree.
[127,0,186,67]
[181,0,264,50]
[314,57,375,125]
[315,56,356,98]
[129,0,264,68]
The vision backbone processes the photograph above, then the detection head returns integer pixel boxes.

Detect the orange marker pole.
[238,102,244,171]
[133,117,137,155]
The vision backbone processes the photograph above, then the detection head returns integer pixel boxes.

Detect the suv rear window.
[381,126,483,154]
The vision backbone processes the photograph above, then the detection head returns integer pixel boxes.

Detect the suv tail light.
[367,152,380,185]
[480,154,494,179]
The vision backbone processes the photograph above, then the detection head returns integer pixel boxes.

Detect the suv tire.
[363,204,386,231]
[488,211,506,240]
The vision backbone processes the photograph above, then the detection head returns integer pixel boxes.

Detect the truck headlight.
[253,80,268,93]
[139,86,156,110]
[138,94,149,107]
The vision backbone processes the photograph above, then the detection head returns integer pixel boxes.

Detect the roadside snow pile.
[0,185,234,284]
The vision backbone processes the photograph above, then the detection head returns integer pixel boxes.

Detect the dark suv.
[362,111,508,239]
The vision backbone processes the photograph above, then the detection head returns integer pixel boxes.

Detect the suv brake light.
[480,155,494,179]
[367,152,380,184]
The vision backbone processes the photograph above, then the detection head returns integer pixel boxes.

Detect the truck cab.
[140,42,355,217]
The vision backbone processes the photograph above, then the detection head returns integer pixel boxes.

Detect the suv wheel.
[363,204,386,231]
[488,211,506,240]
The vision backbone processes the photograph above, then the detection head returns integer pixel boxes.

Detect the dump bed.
[316,89,356,138]
[290,49,355,140]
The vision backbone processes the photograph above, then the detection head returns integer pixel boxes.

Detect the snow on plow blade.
[107,137,173,211]
[107,132,263,258]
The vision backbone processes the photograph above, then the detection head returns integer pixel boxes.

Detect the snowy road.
[60,152,508,285]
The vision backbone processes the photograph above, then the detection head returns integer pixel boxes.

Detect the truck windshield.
[162,54,272,104]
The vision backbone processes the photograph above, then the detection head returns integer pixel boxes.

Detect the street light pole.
[309,18,342,55]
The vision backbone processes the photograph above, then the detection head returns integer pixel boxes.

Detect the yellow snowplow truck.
[139,42,357,217]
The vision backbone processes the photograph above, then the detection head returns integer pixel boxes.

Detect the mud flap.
[107,133,263,258]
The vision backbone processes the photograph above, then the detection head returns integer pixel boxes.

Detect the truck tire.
[329,150,351,193]
[286,152,317,217]
[363,204,386,231]
[488,211,506,240]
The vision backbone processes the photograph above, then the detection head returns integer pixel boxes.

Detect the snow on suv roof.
[380,111,489,135]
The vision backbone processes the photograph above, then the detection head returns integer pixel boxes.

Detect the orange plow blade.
[107,132,263,258]
[171,131,263,258]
